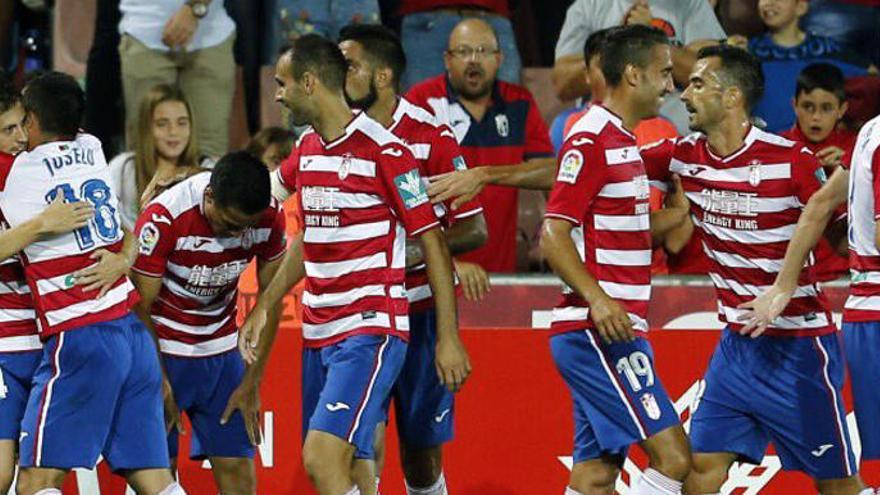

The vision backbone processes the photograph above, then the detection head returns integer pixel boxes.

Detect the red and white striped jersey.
[642,126,835,337]
[544,105,652,335]
[0,133,138,338]
[390,98,483,312]
[275,111,440,347]
[132,173,286,357]
[843,115,880,322]
[0,151,39,352]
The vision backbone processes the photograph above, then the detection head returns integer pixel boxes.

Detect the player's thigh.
[550,331,679,453]
[0,439,15,492]
[103,321,169,472]
[308,335,406,459]
[179,35,236,156]
[755,334,856,480]
[0,351,40,443]
[302,429,356,475]
[394,309,454,449]
[639,424,692,478]
[689,331,769,465]
[842,321,880,459]
[208,456,256,494]
[117,35,176,124]
[16,466,67,493]
[19,328,130,469]
[187,352,255,460]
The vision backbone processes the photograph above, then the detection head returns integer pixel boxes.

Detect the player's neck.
[30,133,68,148]
[601,92,641,132]
[367,92,397,128]
[312,96,356,143]
[770,23,806,47]
[705,116,751,157]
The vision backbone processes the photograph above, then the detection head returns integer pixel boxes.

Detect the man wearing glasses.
[406,18,554,273]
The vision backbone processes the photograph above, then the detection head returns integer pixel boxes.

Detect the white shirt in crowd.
[119,0,235,52]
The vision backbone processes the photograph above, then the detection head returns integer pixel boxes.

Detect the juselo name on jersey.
[42,147,96,177]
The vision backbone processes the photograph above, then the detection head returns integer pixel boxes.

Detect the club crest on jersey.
[640,392,662,420]
[139,222,160,255]
[557,150,584,184]
[748,160,762,186]
[495,114,509,137]
[394,170,429,209]
[338,154,353,180]
[452,155,468,171]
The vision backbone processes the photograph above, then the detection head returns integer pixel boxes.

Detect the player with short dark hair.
[541,24,691,495]
[131,151,287,494]
[0,70,184,495]
[338,24,486,495]
[644,46,872,495]
[241,34,460,495]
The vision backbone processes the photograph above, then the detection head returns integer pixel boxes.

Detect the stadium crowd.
[0,0,880,494]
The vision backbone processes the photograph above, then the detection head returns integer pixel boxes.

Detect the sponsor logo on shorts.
[434,408,451,423]
[811,444,833,457]
[326,402,351,412]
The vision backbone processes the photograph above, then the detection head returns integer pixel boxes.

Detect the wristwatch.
[186,0,208,18]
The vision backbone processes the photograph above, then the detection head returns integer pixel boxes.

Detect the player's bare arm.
[541,218,634,343]
[405,214,488,267]
[420,227,471,393]
[427,156,556,209]
[130,272,185,436]
[222,254,285,446]
[239,232,305,365]
[0,193,93,262]
[74,228,137,297]
[738,167,849,335]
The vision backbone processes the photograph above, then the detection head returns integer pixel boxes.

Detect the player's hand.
[816,146,846,169]
[623,0,653,26]
[427,168,487,210]
[163,379,185,435]
[725,34,749,50]
[221,377,262,446]
[162,5,199,49]
[238,305,268,365]
[736,285,794,338]
[36,193,94,235]
[435,335,472,393]
[74,249,131,298]
[454,260,490,302]
[590,294,634,343]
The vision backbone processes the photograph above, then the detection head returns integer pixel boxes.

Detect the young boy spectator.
[781,62,855,281]
[748,0,875,132]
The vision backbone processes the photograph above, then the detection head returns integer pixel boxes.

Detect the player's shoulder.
[751,127,798,150]
[396,97,440,127]
[567,105,630,143]
[145,172,209,220]
[352,112,411,155]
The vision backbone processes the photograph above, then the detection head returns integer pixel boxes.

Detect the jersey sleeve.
[791,146,827,206]
[258,203,288,262]
[426,125,483,221]
[132,203,177,277]
[639,138,676,186]
[544,132,608,225]
[524,92,554,158]
[275,146,299,195]
[376,142,441,237]
[870,146,880,219]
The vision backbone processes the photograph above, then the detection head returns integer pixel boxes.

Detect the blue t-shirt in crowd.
[749,32,870,132]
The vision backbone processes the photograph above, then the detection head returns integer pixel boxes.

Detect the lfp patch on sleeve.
[138,223,160,255]
[394,170,430,209]
[557,149,584,184]
[452,155,468,171]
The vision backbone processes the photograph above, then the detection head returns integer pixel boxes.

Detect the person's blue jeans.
[802,0,880,67]
[274,0,380,50]
[400,10,522,89]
